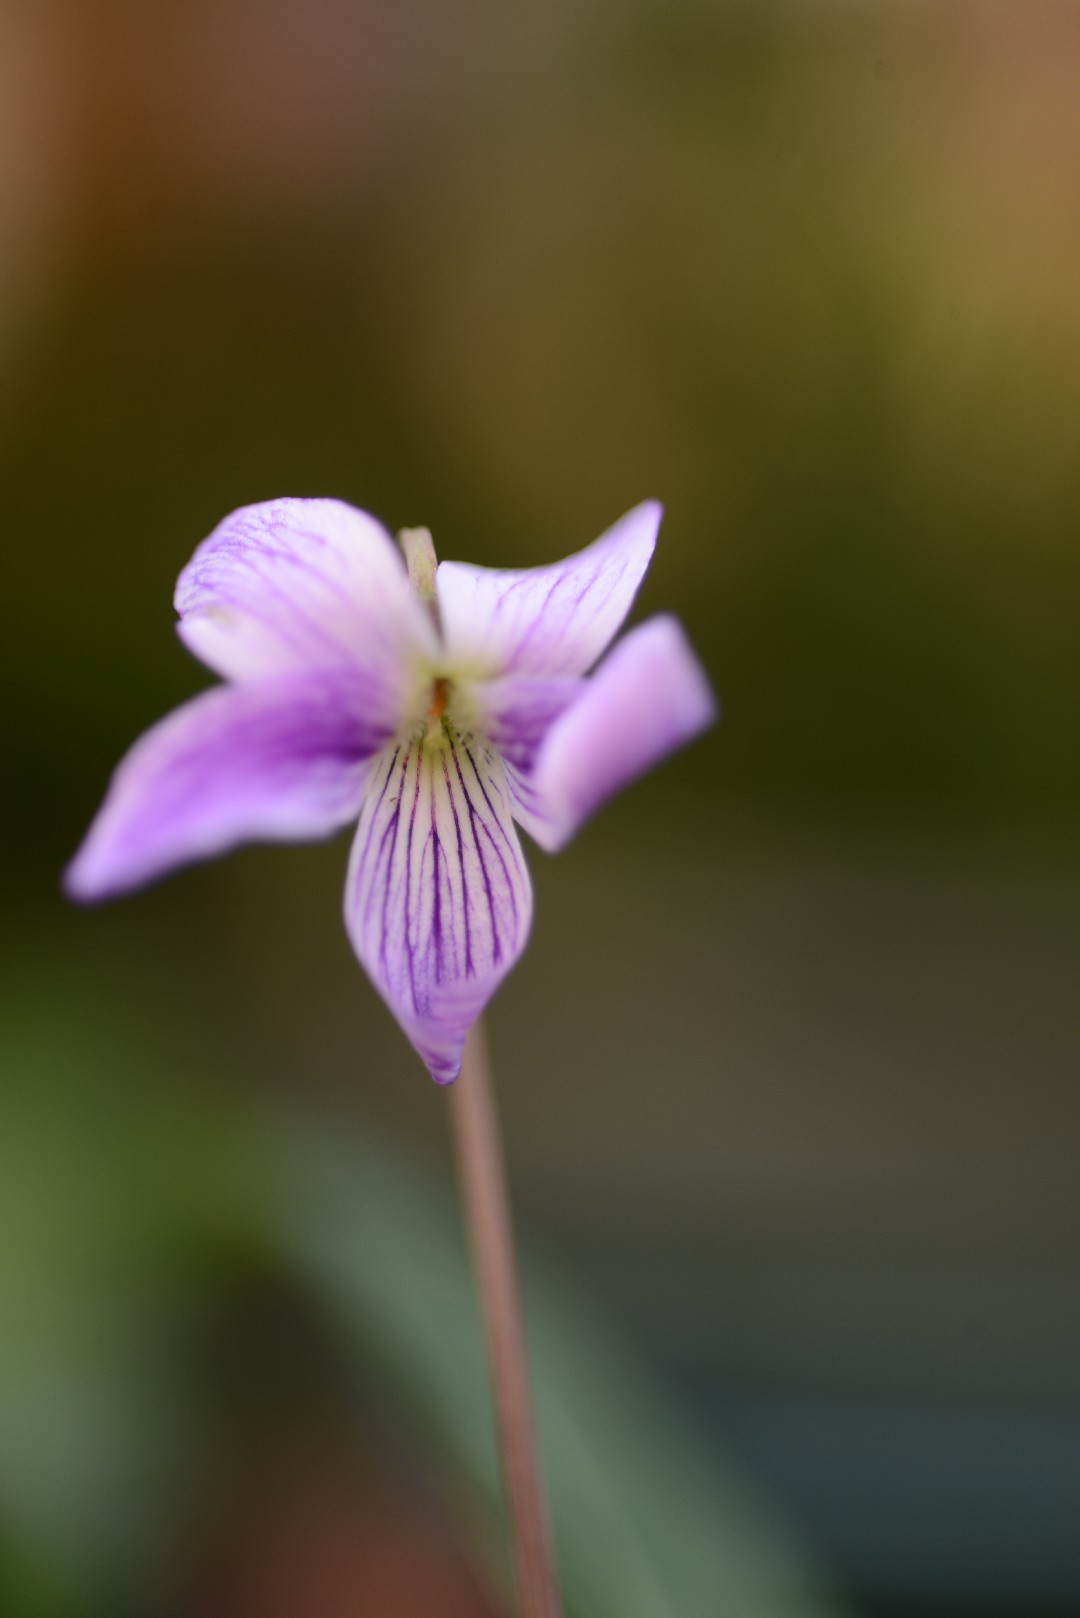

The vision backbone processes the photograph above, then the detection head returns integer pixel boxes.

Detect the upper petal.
[435,501,662,679]
[65,670,389,901]
[175,497,437,688]
[513,615,717,852]
[344,731,533,1083]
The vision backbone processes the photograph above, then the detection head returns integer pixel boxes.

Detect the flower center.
[396,530,485,750]
[427,676,450,721]
[419,673,467,749]
[414,671,483,752]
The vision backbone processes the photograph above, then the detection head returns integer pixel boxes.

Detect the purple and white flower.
[66,498,716,1082]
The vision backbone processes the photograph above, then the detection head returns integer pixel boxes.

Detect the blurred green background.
[3,2,1079,1614]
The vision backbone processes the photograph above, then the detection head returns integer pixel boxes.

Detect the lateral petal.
[519,615,717,852]
[65,671,388,901]
[435,501,661,679]
[344,731,533,1083]
[470,675,581,771]
[175,497,437,696]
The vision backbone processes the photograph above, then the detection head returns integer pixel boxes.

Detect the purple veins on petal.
[175,497,437,689]
[435,501,662,680]
[471,675,581,771]
[344,731,533,1084]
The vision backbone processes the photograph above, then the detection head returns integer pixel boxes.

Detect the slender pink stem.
[449,1020,563,1618]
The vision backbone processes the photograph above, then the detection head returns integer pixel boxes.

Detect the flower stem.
[450,1020,564,1618]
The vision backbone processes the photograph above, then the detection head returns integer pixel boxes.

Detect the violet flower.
[66,498,715,1082]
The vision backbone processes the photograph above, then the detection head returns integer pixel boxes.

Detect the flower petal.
[435,501,662,679]
[65,671,389,901]
[470,675,581,771]
[514,615,717,852]
[344,731,533,1083]
[175,497,437,694]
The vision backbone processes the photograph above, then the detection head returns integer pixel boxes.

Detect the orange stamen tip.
[428,677,449,720]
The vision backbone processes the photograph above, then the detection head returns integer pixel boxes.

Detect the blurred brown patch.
[187,1458,502,1618]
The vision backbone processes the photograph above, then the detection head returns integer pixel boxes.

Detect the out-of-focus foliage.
[0,966,851,1618]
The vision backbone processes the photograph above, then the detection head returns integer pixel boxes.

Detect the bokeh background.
[3,3,1080,1615]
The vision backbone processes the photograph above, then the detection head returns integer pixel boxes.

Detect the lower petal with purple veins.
[344,730,533,1083]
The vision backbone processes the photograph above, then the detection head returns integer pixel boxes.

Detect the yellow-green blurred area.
[3,2,1079,1615]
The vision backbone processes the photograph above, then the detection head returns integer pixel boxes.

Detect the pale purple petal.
[435,501,662,679]
[175,498,437,702]
[514,615,717,852]
[499,760,562,850]
[344,732,533,1083]
[471,675,581,770]
[65,671,389,901]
